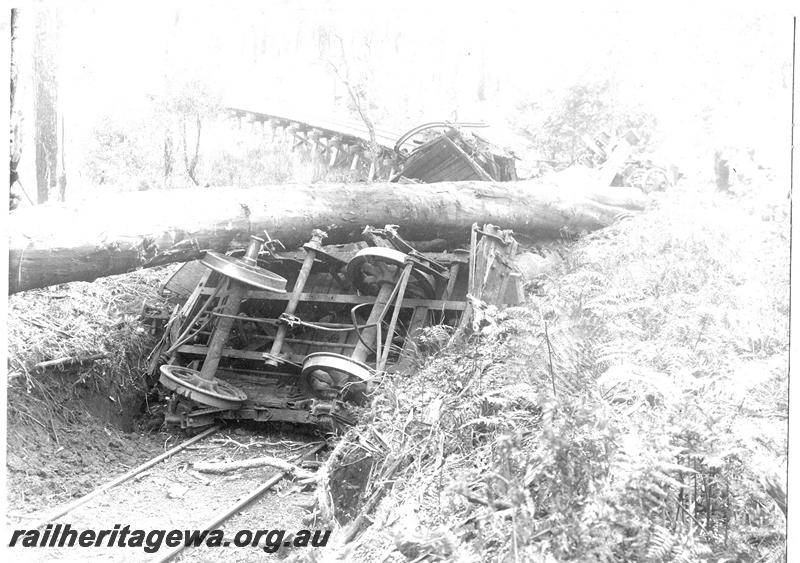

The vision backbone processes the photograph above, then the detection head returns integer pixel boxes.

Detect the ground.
[9,425,322,563]
[6,415,164,516]
[4,270,331,563]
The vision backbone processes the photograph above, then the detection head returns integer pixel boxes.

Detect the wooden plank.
[428,161,481,183]
[504,272,525,305]
[442,262,461,300]
[400,145,453,179]
[161,261,211,298]
[441,135,494,181]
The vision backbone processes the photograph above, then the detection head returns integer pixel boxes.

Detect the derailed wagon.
[147,224,523,433]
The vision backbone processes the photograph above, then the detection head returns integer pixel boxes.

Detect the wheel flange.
[159,365,248,409]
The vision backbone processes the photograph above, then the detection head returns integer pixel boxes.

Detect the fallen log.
[193,456,314,480]
[8,181,645,293]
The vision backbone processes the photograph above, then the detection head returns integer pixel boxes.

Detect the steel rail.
[151,441,328,563]
[23,425,221,530]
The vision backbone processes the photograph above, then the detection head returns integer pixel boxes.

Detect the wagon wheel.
[200,251,287,292]
[159,365,248,410]
[300,352,372,403]
[393,122,488,156]
[346,247,435,299]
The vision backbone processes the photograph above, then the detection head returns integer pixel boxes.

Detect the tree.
[32,7,64,203]
[10,8,21,207]
[166,79,221,187]
[516,81,657,165]
[325,34,382,180]
[160,6,221,188]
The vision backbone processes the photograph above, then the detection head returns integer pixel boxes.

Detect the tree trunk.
[164,131,174,187]
[7,181,645,294]
[181,114,201,186]
[57,114,67,201]
[10,9,20,197]
[33,8,60,204]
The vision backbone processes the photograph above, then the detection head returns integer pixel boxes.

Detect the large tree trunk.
[8,181,645,294]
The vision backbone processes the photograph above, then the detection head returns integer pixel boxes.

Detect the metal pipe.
[165,282,224,355]
[282,338,356,348]
[211,313,357,330]
[24,426,220,530]
[378,262,413,371]
[352,282,394,363]
[350,303,379,354]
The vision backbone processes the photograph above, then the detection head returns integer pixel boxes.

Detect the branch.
[193,456,315,481]
[190,113,201,175]
[34,353,108,371]
[325,36,378,158]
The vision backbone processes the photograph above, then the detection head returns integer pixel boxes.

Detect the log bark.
[8,181,645,294]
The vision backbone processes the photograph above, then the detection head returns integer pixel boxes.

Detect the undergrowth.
[311,183,788,563]
[6,267,175,428]
[83,114,370,193]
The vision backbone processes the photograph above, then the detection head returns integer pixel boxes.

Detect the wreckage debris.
[390,123,517,183]
[147,224,522,433]
[580,129,674,192]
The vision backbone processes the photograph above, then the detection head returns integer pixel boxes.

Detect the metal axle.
[199,236,263,380]
[266,230,326,366]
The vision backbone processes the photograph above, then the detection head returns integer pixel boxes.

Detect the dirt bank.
[6,268,177,514]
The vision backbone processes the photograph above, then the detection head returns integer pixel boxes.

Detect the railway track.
[10,426,329,562]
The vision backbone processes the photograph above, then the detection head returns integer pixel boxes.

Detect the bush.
[515,80,658,164]
[325,182,788,563]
